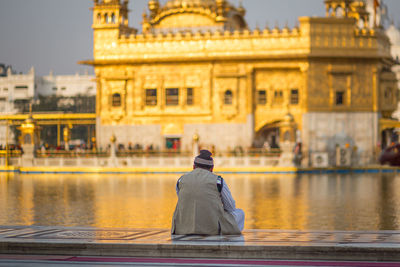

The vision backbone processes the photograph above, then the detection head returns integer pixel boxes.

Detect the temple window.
[166,88,179,106]
[257,90,266,105]
[15,85,28,90]
[97,13,101,23]
[111,13,115,24]
[336,91,344,105]
[52,87,57,91]
[112,93,121,107]
[224,90,233,105]
[186,88,194,105]
[105,13,109,24]
[145,89,157,106]
[290,89,299,105]
[274,90,283,104]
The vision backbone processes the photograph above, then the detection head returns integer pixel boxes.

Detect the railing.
[0,147,282,168]
[0,150,22,157]
[35,150,109,158]
[34,148,281,158]
[215,148,281,157]
[116,150,193,157]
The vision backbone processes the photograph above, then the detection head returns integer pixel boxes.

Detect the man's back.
[171,168,241,235]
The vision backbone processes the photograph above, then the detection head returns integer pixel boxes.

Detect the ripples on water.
[0,172,399,230]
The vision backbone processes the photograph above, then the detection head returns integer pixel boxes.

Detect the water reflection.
[0,172,399,230]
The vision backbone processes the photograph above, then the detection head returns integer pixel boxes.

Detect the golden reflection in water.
[0,172,399,230]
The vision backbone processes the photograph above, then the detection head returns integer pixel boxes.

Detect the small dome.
[142,0,247,34]
[386,24,400,45]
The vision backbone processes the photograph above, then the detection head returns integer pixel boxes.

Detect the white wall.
[0,68,96,114]
[302,112,379,166]
[37,72,96,97]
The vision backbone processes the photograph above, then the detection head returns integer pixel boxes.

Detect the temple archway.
[253,121,281,149]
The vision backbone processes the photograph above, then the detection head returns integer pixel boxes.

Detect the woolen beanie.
[194,150,214,166]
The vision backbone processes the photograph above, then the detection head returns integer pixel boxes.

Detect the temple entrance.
[254,123,280,149]
[165,137,181,150]
[381,128,398,149]
[379,118,400,150]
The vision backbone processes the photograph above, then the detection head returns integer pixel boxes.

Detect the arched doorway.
[253,122,280,149]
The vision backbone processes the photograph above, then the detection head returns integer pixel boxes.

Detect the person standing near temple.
[171,150,244,235]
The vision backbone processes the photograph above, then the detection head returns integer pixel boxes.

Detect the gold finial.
[148,0,160,17]
[216,0,226,21]
[264,21,270,30]
[284,20,289,29]
[110,134,116,143]
[193,133,199,142]
[237,0,246,16]
[142,9,148,21]
[274,20,279,29]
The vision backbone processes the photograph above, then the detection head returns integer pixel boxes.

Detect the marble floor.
[0,225,399,247]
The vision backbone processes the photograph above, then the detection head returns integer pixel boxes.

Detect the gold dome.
[142,0,247,33]
[165,0,216,8]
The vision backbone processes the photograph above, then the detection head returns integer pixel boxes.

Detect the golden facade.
[83,0,398,165]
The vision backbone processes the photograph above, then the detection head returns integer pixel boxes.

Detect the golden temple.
[82,0,398,166]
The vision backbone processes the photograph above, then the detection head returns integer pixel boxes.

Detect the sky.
[1,0,400,76]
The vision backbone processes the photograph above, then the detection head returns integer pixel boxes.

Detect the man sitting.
[171,150,244,235]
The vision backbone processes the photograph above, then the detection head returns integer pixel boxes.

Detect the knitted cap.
[194,150,214,166]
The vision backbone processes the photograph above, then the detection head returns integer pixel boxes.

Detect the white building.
[0,64,96,145]
[37,70,96,98]
[0,65,35,114]
[0,65,95,114]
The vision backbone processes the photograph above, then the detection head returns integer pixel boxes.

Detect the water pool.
[0,172,399,230]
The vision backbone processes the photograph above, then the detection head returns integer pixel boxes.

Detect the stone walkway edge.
[0,226,399,261]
